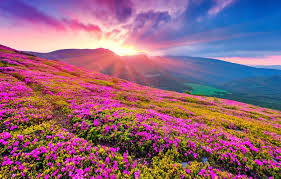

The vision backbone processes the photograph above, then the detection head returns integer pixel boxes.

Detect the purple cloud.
[0,0,65,30]
[0,0,103,36]
[115,0,134,22]
[131,10,171,38]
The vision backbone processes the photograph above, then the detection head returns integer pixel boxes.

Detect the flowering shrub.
[0,45,281,178]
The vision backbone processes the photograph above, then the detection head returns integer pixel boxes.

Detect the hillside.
[1,44,281,178]
[28,49,281,110]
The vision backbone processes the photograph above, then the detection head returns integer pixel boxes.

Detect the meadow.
[0,45,281,178]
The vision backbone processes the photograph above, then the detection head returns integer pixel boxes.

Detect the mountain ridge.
[25,47,281,110]
[26,48,281,73]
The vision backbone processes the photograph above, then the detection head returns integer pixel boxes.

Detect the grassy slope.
[184,83,230,96]
[0,45,281,178]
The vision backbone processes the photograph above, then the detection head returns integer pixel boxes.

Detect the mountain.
[223,75,281,96]
[28,50,281,86]
[1,44,281,178]
[220,75,281,109]
[254,65,281,70]
[27,48,281,110]
[28,49,191,92]
[162,56,281,85]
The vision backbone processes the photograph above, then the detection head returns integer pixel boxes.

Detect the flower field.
[0,44,281,178]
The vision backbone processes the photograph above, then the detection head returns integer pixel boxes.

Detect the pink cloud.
[63,19,102,39]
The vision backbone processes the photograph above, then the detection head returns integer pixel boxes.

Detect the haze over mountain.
[28,48,281,110]
[254,65,281,70]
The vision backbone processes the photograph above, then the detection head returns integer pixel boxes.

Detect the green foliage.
[185,83,230,96]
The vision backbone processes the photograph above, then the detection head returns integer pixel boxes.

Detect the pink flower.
[2,132,11,139]
[18,164,25,171]
[193,153,197,159]
[13,141,19,146]
[134,170,140,178]
[112,124,117,130]
[255,159,263,166]
[199,169,205,175]
[93,119,100,126]
[105,125,110,133]
[105,156,110,164]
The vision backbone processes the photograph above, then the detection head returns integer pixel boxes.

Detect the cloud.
[1,0,279,61]
[63,19,102,38]
[132,11,171,36]
[115,0,134,22]
[2,0,232,48]
[208,0,235,15]
[0,0,103,37]
[0,0,65,30]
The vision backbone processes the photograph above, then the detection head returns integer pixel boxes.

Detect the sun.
[109,45,144,56]
[96,39,147,56]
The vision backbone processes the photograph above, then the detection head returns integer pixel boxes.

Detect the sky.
[0,0,281,65]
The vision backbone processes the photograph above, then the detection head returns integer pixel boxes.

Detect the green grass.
[184,83,230,96]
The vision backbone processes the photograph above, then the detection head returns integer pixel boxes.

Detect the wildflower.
[199,169,205,175]
[105,157,110,164]
[255,159,263,166]
[13,141,19,146]
[105,125,110,133]
[112,124,117,130]
[134,170,140,178]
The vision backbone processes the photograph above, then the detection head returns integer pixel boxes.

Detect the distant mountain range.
[254,65,281,70]
[27,49,281,110]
